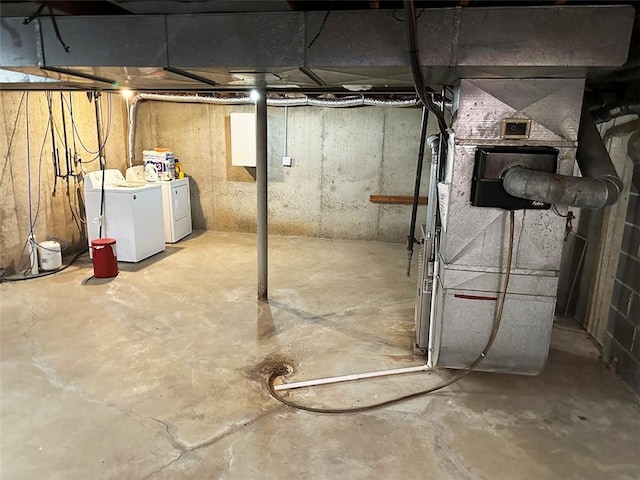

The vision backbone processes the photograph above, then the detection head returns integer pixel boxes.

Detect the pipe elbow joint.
[599,176,622,206]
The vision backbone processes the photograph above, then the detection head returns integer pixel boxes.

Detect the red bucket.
[91,238,118,278]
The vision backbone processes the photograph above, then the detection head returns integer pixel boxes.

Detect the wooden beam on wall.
[370,195,428,205]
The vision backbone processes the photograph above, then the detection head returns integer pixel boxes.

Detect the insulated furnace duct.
[415,78,588,374]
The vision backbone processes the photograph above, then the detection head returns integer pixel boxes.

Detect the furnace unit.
[415,79,586,375]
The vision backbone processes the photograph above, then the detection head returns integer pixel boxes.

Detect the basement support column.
[256,88,268,300]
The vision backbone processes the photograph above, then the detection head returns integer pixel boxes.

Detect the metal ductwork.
[0,6,635,90]
[502,169,617,210]
[503,103,623,209]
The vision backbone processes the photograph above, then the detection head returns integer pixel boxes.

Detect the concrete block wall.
[134,101,433,243]
[604,131,640,393]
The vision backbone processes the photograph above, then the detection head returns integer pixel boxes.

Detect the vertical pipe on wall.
[406,106,429,276]
[127,97,136,168]
[256,88,268,300]
[94,92,107,238]
[283,105,288,157]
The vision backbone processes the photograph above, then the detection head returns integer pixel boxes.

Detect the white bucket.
[38,241,62,271]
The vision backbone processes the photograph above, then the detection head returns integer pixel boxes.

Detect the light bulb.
[120,88,134,99]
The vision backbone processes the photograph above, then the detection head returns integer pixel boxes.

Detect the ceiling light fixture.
[120,88,134,99]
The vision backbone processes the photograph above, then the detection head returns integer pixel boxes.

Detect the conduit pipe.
[406,106,429,276]
[402,0,449,138]
[503,103,623,209]
[425,134,441,240]
[127,92,418,166]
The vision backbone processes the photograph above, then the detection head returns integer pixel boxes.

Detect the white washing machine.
[84,169,165,262]
[160,178,192,243]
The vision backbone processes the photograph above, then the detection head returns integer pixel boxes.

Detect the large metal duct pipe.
[503,103,623,209]
[502,169,615,209]
[592,102,640,124]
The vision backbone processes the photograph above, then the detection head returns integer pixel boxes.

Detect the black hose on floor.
[267,210,516,414]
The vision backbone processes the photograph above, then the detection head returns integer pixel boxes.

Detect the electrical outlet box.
[282,156,292,167]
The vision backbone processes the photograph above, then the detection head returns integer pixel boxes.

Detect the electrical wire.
[46,4,70,52]
[67,92,87,225]
[0,92,26,187]
[307,2,332,49]
[18,93,64,274]
[16,93,49,274]
[68,92,78,163]
[551,204,568,217]
[47,94,71,160]
[1,93,28,272]
[1,250,86,283]
[66,184,82,232]
[25,92,38,273]
[32,99,52,228]
[64,93,101,155]
[80,92,112,164]
[16,92,82,274]
[10,92,89,276]
[101,93,112,153]
[267,210,517,414]
[46,91,61,195]
[93,92,108,239]
[58,92,82,232]
[392,7,426,21]
[60,92,112,159]
[22,3,45,25]
[26,92,34,235]
[402,0,449,139]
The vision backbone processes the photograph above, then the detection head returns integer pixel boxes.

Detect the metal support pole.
[256,88,268,300]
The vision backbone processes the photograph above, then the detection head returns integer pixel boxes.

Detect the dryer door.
[173,183,190,221]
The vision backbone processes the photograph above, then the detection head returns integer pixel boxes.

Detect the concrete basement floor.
[1,231,639,479]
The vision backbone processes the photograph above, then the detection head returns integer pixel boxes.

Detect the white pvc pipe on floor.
[273,364,431,391]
